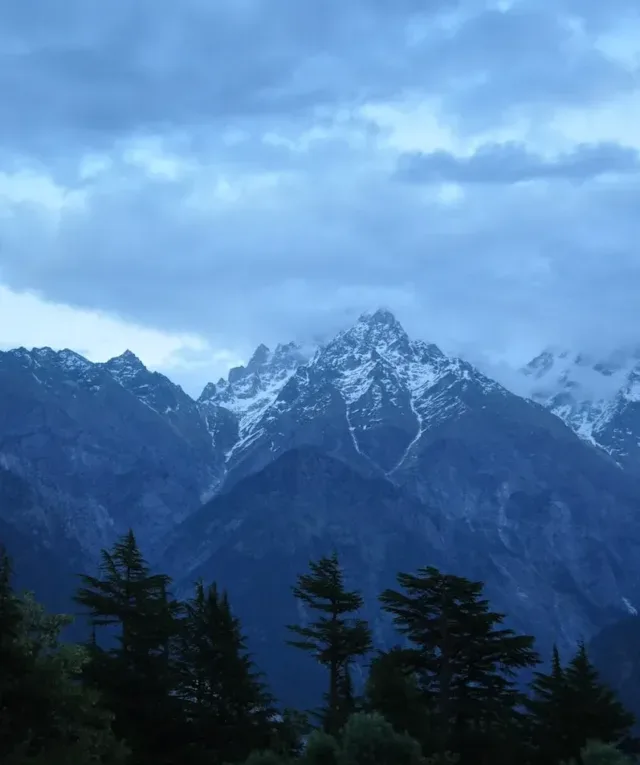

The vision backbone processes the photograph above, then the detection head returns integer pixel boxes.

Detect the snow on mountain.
[197,341,310,452]
[522,346,640,470]
[204,308,515,484]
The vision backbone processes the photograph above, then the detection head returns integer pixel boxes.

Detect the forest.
[1,529,637,765]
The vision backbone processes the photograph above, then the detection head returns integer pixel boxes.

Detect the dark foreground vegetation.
[1,530,638,765]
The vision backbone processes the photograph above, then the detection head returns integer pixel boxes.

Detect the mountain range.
[2,308,640,706]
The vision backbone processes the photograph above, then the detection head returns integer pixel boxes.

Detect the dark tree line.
[0,531,638,765]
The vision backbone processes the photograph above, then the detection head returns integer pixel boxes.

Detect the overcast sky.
[1,0,639,394]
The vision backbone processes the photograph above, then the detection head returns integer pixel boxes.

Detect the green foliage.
[303,729,341,765]
[528,642,637,765]
[4,540,639,765]
[271,707,312,759]
[174,579,276,763]
[287,552,372,734]
[340,711,424,765]
[562,739,633,765]
[365,646,435,748]
[74,529,184,764]
[0,547,126,764]
[244,749,287,765]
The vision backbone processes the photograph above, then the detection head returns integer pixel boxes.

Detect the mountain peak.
[363,307,400,325]
[107,349,145,367]
[103,350,147,383]
[246,343,271,371]
[331,307,410,358]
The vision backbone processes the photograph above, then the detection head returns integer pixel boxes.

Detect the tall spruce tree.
[566,642,636,762]
[174,579,275,764]
[380,566,538,764]
[527,642,637,765]
[74,529,183,765]
[526,645,571,764]
[287,552,372,734]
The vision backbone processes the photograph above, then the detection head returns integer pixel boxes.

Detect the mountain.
[0,346,221,557]
[4,310,640,704]
[523,347,640,473]
[161,446,448,707]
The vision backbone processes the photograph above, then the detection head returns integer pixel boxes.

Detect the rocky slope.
[161,444,640,707]
[0,346,222,556]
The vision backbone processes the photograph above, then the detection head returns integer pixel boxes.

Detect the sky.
[0,0,639,395]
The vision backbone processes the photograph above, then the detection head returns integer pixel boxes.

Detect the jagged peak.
[246,343,271,370]
[7,346,92,372]
[198,381,218,403]
[330,307,410,354]
[105,349,146,370]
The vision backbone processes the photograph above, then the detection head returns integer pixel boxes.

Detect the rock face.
[3,309,640,707]
[0,347,222,556]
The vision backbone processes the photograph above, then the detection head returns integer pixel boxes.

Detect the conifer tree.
[565,642,637,761]
[526,645,571,764]
[527,642,637,765]
[380,566,538,764]
[287,552,372,734]
[74,529,183,765]
[174,579,275,764]
[365,646,435,750]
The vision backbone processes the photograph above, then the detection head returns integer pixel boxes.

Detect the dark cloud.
[397,142,640,184]
[0,0,637,155]
[1,0,640,374]
[2,137,640,363]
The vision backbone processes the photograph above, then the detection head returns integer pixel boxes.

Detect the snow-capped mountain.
[5,308,640,680]
[199,308,514,488]
[523,347,640,472]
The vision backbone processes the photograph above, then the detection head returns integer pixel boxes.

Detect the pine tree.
[174,579,275,764]
[287,552,372,735]
[379,566,538,764]
[74,529,183,764]
[526,645,571,764]
[365,646,435,750]
[526,642,637,765]
[564,642,637,762]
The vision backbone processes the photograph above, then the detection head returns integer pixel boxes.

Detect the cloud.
[0,285,239,395]
[1,0,640,388]
[1,0,638,158]
[396,142,640,184]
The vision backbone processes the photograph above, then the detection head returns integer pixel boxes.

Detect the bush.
[303,730,341,765]
[244,749,286,765]
[340,712,423,765]
[562,740,632,765]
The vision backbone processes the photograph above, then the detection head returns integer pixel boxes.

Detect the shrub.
[340,712,423,765]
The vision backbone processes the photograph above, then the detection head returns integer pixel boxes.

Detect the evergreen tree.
[526,645,571,764]
[287,552,372,735]
[565,643,637,762]
[174,579,275,764]
[74,529,183,765]
[380,566,538,764]
[365,646,435,749]
[527,642,637,765]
